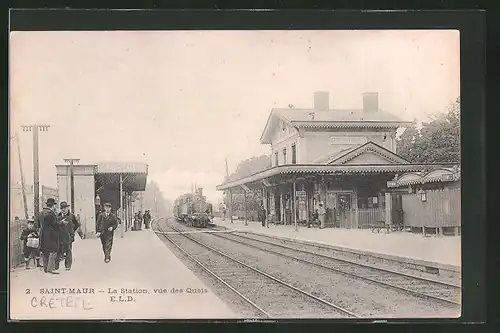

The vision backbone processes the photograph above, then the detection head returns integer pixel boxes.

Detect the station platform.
[213,218,461,269]
[9,227,236,320]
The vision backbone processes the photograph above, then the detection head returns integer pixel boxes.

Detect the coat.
[96,212,118,237]
[39,208,61,252]
[58,212,81,244]
[20,227,39,255]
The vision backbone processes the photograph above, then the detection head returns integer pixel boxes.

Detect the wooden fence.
[401,188,461,229]
[10,218,28,269]
[357,208,386,229]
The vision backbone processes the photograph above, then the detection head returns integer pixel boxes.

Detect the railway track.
[153,218,359,319]
[209,232,461,307]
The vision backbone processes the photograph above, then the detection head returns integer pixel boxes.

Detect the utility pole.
[225,158,233,223]
[22,125,50,225]
[63,158,80,214]
[293,178,298,232]
[13,133,29,219]
[120,174,124,238]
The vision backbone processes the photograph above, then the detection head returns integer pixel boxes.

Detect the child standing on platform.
[20,219,41,269]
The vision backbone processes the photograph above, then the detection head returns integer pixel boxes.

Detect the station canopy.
[95,162,149,192]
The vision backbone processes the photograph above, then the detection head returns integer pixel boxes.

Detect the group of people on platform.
[20,198,121,273]
[255,201,326,228]
[21,198,83,273]
[132,210,152,231]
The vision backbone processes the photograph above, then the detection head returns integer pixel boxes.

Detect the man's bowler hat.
[46,198,57,207]
[60,201,70,209]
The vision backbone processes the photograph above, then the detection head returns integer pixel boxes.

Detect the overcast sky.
[10,30,460,204]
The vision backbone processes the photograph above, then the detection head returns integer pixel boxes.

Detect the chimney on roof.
[314,91,329,111]
[363,92,379,112]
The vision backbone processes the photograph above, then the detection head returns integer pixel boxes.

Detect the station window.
[291,143,297,164]
[283,148,287,164]
[358,196,381,209]
[275,152,279,166]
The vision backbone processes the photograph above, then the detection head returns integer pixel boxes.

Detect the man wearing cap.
[96,202,118,263]
[317,202,326,229]
[39,198,67,274]
[58,201,83,271]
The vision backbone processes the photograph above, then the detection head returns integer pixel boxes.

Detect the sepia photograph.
[9,27,462,320]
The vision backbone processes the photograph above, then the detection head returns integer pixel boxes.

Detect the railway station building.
[56,162,148,237]
[216,91,458,229]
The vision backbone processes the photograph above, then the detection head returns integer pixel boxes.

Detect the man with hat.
[58,201,83,271]
[39,198,67,274]
[96,202,118,263]
[317,201,326,229]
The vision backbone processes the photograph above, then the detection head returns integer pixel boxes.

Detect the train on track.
[173,188,214,228]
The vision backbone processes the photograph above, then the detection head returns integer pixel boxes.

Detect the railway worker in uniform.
[136,211,143,231]
[143,210,151,229]
[40,198,66,274]
[96,203,118,263]
[259,203,267,227]
[57,201,83,271]
[317,202,326,229]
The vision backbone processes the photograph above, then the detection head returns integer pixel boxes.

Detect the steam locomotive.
[173,188,213,228]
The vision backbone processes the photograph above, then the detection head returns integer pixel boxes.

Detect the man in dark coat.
[259,204,267,227]
[96,202,118,263]
[57,201,83,271]
[39,198,66,274]
[143,210,151,229]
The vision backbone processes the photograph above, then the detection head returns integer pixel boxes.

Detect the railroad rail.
[153,218,359,319]
[210,232,461,307]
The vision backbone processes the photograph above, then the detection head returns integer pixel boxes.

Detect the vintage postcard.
[9,28,461,320]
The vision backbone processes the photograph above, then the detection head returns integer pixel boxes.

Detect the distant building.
[10,183,58,220]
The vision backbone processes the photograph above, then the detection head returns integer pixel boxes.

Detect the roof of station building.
[260,108,411,144]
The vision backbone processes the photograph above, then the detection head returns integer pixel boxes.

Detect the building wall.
[10,184,34,219]
[344,152,393,164]
[302,130,396,163]
[269,124,398,166]
[10,184,59,220]
[57,165,96,236]
[270,121,300,166]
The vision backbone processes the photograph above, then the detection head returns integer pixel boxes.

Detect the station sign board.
[97,162,148,174]
[387,180,397,188]
[295,190,307,198]
[441,174,454,181]
[330,136,367,146]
